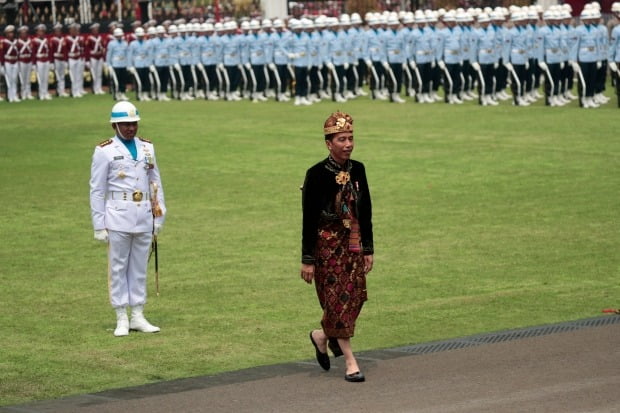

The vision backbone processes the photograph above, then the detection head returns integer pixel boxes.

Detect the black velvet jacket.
[301,157,374,264]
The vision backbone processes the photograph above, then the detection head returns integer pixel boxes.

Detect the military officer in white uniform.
[90,102,166,337]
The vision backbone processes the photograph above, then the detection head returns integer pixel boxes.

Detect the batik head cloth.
[323,111,354,136]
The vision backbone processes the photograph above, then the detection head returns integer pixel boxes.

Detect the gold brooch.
[335,171,350,185]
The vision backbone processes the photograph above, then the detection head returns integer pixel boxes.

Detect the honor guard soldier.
[366,15,388,100]
[50,23,69,97]
[150,25,172,101]
[271,18,291,101]
[85,23,106,95]
[438,11,464,104]
[127,27,153,101]
[198,23,221,100]
[383,14,407,103]
[573,8,603,108]
[90,101,166,337]
[504,11,531,106]
[106,28,130,101]
[248,20,268,102]
[16,25,34,100]
[1,25,21,103]
[288,18,312,105]
[66,23,85,98]
[539,10,565,106]
[32,24,53,100]
[474,13,499,106]
[609,3,620,106]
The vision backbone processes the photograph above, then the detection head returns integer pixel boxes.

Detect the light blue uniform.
[505,26,529,65]
[573,24,600,62]
[288,31,311,67]
[596,24,609,62]
[198,34,220,66]
[249,33,267,65]
[127,38,152,68]
[328,30,348,66]
[367,28,387,62]
[609,25,620,61]
[475,25,497,64]
[175,35,193,66]
[106,38,129,68]
[239,33,250,65]
[272,31,291,65]
[528,24,544,62]
[540,25,565,64]
[383,28,407,64]
[309,31,322,67]
[262,32,274,64]
[439,26,463,64]
[221,34,241,66]
[150,36,172,67]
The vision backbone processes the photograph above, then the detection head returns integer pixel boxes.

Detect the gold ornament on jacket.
[335,171,350,185]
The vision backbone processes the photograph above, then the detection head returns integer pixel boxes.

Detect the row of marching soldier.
[2,2,620,108]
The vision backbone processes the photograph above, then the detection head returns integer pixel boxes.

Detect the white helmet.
[135,27,145,37]
[113,27,124,37]
[110,101,140,123]
[612,2,620,12]
[351,13,362,24]
[156,25,165,34]
[192,22,201,32]
[273,19,283,28]
[241,21,250,30]
[289,18,301,30]
[146,26,156,36]
[262,19,272,29]
[250,20,260,30]
[214,22,224,31]
[178,23,187,32]
[168,24,178,34]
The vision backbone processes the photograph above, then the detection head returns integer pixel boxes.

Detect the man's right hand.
[94,229,109,243]
[300,263,314,284]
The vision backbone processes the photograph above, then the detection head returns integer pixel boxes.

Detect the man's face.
[326,132,354,164]
[113,122,138,140]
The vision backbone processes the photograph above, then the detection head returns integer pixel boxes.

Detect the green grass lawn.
[0,94,618,406]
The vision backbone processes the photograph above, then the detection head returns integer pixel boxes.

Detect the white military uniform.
[89,135,166,310]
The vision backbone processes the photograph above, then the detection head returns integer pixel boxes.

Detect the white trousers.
[54,59,67,94]
[18,61,32,99]
[3,62,19,102]
[36,61,50,98]
[108,230,152,309]
[68,58,84,96]
[90,57,103,94]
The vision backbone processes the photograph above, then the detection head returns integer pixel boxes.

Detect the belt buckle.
[132,190,143,202]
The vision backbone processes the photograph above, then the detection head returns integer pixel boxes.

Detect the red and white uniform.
[85,33,105,94]
[66,34,85,97]
[1,35,20,102]
[32,34,53,99]
[50,33,68,96]
[17,36,34,99]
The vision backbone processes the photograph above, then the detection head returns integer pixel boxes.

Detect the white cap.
[302,18,314,29]
[443,10,456,22]
[113,27,124,37]
[340,13,351,25]
[214,22,224,31]
[414,11,426,23]
[110,101,140,123]
[477,13,490,23]
[402,12,414,24]
[203,23,214,31]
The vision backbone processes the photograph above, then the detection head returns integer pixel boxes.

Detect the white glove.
[596,60,602,69]
[318,63,323,70]
[437,60,446,70]
[525,61,529,70]
[50,63,55,71]
[85,61,90,70]
[493,62,499,69]
[571,61,580,72]
[538,61,548,71]
[149,64,156,73]
[197,63,205,71]
[217,63,225,71]
[559,61,565,70]
[365,59,372,67]
[0,65,4,76]
[382,61,390,70]
[153,223,163,236]
[326,62,335,71]
[409,60,417,70]
[431,60,436,68]
[287,53,297,59]
[94,229,109,243]
[128,66,136,74]
[174,63,181,71]
[268,62,276,71]
[471,62,481,72]
[504,62,513,71]
[243,63,250,70]
[344,62,349,70]
[609,61,618,73]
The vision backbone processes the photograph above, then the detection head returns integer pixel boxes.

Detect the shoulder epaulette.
[98,139,113,147]
[138,137,152,143]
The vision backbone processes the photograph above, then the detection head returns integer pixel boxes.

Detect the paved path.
[3,316,619,413]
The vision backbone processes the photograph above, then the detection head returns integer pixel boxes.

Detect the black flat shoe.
[344,371,365,382]
[310,331,330,371]
[328,338,343,358]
